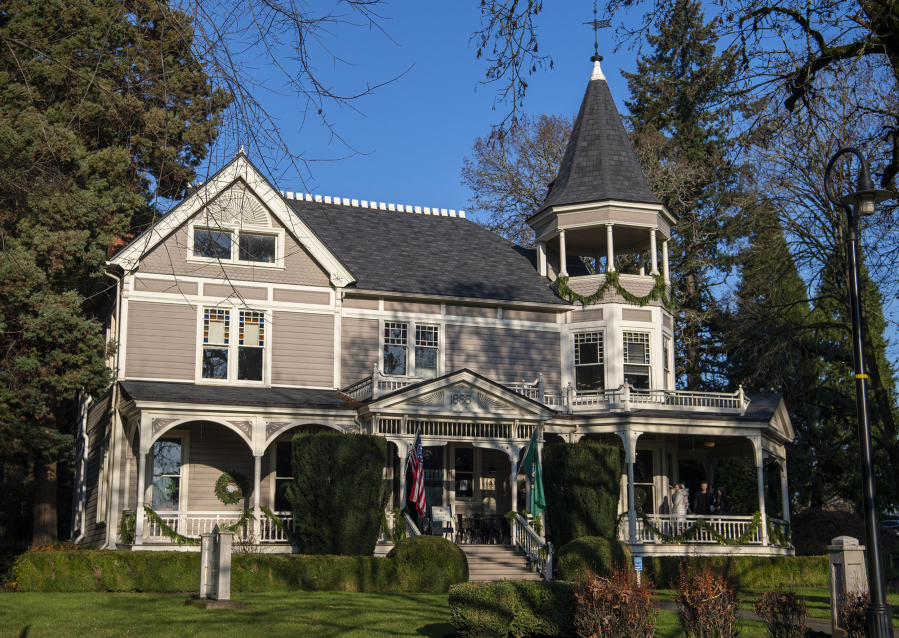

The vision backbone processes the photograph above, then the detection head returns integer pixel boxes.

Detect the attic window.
[239,233,276,263]
[194,229,232,260]
[190,224,283,267]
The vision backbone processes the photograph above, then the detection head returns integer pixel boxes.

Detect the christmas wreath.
[214,470,249,505]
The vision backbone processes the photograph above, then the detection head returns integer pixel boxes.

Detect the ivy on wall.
[556,272,675,311]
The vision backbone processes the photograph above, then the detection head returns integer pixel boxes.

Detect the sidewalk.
[658,602,899,637]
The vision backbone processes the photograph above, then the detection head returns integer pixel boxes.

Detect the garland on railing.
[143,506,199,546]
[767,519,793,548]
[556,272,675,311]
[222,509,256,536]
[260,506,297,543]
[616,510,764,546]
[118,511,136,544]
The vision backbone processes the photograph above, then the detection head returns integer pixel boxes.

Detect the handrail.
[403,511,422,537]
[512,514,552,580]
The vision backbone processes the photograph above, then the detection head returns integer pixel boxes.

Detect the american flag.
[408,431,426,517]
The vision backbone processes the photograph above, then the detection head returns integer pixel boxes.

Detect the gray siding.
[622,308,652,322]
[180,422,257,512]
[446,325,561,387]
[204,283,267,300]
[502,308,558,323]
[572,308,603,322]
[138,214,330,287]
[446,304,496,319]
[133,277,198,296]
[383,300,441,314]
[340,317,378,386]
[273,288,330,305]
[125,302,196,380]
[343,296,379,310]
[83,392,112,546]
[271,311,335,387]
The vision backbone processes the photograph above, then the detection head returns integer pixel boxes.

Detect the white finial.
[591,58,606,81]
[238,145,245,155]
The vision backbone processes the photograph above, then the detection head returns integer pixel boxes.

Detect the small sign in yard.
[634,557,643,571]
[432,506,452,522]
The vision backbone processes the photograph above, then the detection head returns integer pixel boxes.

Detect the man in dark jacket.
[693,481,713,516]
[713,486,732,515]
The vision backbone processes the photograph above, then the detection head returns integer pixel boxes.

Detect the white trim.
[343,309,562,333]
[148,430,191,513]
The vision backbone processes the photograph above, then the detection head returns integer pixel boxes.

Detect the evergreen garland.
[143,506,199,546]
[615,510,765,546]
[223,509,256,536]
[261,506,296,543]
[556,272,675,311]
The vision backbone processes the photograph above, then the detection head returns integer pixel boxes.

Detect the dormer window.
[623,332,651,389]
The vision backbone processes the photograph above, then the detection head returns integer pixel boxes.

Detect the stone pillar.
[253,454,262,539]
[650,228,659,275]
[662,240,670,284]
[829,536,868,637]
[559,231,568,277]
[537,242,547,277]
[606,225,615,272]
[134,452,147,544]
[217,530,233,601]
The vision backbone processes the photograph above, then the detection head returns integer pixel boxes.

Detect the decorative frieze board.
[279,190,466,218]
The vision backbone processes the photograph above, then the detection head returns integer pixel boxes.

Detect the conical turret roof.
[538,63,660,213]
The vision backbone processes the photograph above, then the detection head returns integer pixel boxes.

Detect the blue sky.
[203,2,647,217]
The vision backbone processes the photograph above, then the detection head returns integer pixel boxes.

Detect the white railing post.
[371,364,381,400]
[738,385,747,415]
[566,382,573,414]
[623,382,631,411]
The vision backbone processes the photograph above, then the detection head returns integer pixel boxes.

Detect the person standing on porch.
[712,486,732,515]
[672,484,688,534]
[693,481,712,516]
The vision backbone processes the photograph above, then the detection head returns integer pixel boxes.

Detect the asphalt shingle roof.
[120,380,355,409]
[286,200,568,305]
[538,76,660,213]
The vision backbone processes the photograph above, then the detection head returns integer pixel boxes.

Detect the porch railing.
[620,514,779,545]
[403,511,422,537]
[341,368,749,416]
[512,514,552,580]
[374,418,534,441]
[142,510,294,543]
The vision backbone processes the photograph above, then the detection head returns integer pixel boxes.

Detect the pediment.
[362,370,556,420]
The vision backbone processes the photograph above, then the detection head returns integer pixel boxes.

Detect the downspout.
[71,392,91,544]
[102,267,124,548]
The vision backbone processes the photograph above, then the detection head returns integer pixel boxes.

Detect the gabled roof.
[286,199,568,305]
[537,67,661,214]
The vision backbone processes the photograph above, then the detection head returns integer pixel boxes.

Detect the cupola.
[528,56,676,283]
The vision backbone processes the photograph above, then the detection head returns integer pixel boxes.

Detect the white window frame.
[622,331,652,388]
[186,220,285,270]
[572,330,606,391]
[269,435,294,513]
[196,306,271,386]
[380,319,442,378]
[451,444,479,503]
[146,431,190,513]
[663,336,672,390]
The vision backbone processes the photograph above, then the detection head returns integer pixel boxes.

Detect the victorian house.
[73,56,795,571]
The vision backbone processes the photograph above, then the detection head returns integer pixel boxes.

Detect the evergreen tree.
[623,0,743,390]
[0,0,231,542]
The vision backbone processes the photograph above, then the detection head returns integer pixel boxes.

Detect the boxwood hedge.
[640,554,829,589]
[554,536,631,581]
[449,580,575,638]
[387,535,468,592]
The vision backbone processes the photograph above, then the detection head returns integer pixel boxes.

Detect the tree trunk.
[32,459,58,545]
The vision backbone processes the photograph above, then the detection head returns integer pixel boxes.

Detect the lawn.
[0,592,456,638]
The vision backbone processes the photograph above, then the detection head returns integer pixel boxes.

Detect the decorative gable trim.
[110,153,355,288]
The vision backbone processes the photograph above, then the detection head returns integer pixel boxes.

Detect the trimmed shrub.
[449,580,575,638]
[231,553,395,592]
[554,536,630,581]
[573,565,658,638]
[387,535,468,593]
[286,432,387,556]
[641,555,828,589]
[753,590,809,638]
[543,441,623,546]
[675,564,740,638]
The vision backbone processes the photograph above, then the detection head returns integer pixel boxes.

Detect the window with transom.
[574,332,604,391]
[623,332,651,389]
[200,307,266,383]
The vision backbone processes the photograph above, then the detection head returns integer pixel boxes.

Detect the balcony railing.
[141,510,294,544]
[341,367,749,416]
[374,418,534,441]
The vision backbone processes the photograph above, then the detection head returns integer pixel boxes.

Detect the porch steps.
[462,545,542,582]
[374,542,393,557]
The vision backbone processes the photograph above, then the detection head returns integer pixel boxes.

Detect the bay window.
[574,332,604,391]
[623,331,651,389]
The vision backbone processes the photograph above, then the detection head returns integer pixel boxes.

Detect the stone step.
[462,544,543,582]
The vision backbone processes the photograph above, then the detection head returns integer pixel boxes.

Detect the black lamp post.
[824,147,894,638]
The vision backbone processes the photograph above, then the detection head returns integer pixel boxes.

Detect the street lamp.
[824,147,895,638]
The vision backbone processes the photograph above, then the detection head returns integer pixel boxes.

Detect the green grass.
[655,609,768,638]
[0,592,456,638]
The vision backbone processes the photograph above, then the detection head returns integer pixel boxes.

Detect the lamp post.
[824,147,895,638]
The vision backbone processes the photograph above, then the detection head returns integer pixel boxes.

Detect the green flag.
[520,427,546,517]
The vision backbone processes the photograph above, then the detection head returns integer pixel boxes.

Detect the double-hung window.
[152,438,183,512]
[201,308,266,383]
[663,337,671,390]
[192,227,278,264]
[383,321,440,378]
[623,332,651,389]
[574,332,604,391]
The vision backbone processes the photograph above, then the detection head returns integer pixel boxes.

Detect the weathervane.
[583,2,611,61]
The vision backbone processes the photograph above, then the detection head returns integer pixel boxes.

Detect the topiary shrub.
[387,535,468,593]
[449,580,575,638]
[555,536,630,581]
[542,442,623,546]
[286,432,387,555]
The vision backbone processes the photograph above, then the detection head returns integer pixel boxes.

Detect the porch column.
[253,454,262,539]
[662,240,670,285]
[650,228,659,275]
[395,440,410,510]
[751,437,769,545]
[615,428,641,544]
[134,452,147,544]
[779,460,790,524]
[606,225,615,272]
[559,230,568,277]
[639,253,645,276]
[537,241,547,277]
[509,450,518,515]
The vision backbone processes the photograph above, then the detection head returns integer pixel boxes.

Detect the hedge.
[542,442,623,547]
[387,536,468,592]
[449,580,575,638]
[13,540,467,593]
[554,536,631,581]
[640,555,829,589]
[286,432,387,556]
